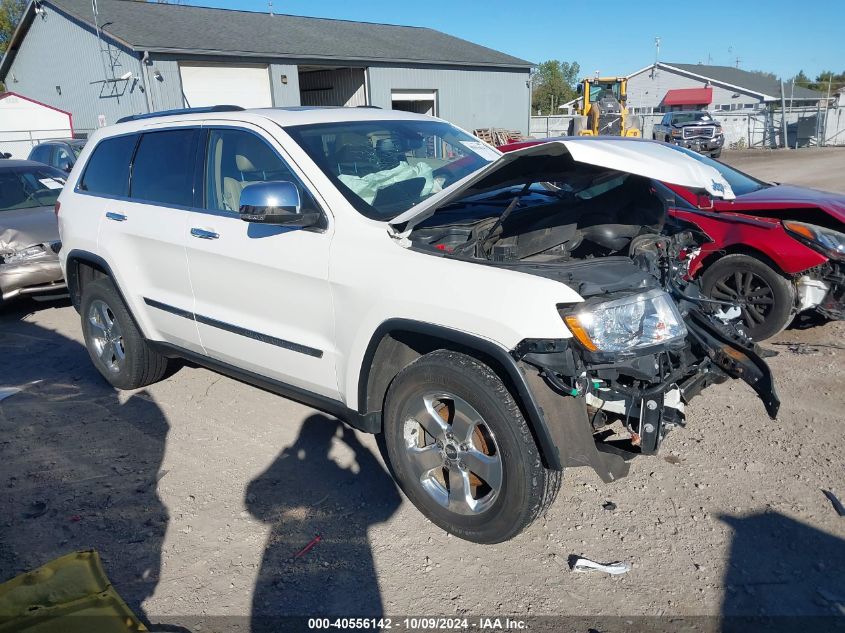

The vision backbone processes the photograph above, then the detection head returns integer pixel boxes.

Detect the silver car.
[0,160,66,303]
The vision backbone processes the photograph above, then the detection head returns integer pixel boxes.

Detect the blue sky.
[182,0,842,81]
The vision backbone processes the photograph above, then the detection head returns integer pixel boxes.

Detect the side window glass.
[55,147,74,171]
[204,129,319,214]
[130,129,198,207]
[78,134,139,196]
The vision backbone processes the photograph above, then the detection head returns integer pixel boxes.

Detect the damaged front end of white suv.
[389,139,779,481]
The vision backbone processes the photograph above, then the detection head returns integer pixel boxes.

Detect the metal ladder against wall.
[90,0,129,101]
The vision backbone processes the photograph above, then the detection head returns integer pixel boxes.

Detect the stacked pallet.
[473,128,525,147]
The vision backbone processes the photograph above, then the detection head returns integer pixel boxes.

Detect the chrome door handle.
[105,212,127,222]
[190,228,219,240]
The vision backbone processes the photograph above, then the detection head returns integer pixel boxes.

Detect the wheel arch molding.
[64,250,146,335]
[356,318,565,470]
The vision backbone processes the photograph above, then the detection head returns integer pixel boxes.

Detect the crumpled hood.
[738,184,845,225]
[389,138,735,234]
[0,206,59,255]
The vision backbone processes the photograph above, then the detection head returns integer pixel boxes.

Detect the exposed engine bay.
[407,164,779,466]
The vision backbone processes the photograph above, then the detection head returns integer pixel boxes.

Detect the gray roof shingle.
[47,0,532,68]
[663,62,823,100]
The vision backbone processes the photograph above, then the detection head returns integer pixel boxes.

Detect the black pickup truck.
[652,111,724,158]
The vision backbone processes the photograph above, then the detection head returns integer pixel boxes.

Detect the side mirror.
[0,152,11,159]
[238,181,321,227]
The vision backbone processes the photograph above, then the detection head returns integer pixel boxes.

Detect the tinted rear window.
[78,134,138,197]
[130,129,198,207]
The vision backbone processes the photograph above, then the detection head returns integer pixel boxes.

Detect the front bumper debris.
[817,262,844,320]
[514,308,779,479]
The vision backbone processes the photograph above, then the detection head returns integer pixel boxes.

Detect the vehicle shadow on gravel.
[720,511,845,622]
[246,414,401,631]
[0,310,170,628]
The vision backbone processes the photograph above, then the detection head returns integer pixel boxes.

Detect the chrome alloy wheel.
[87,299,125,374]
[403,392,503,516]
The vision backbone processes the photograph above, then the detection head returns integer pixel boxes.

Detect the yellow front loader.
[571,77,641,137]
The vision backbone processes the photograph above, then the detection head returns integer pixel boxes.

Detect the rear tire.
[81,277,169,389]
[383,350,560,544]
[700,254,795,341]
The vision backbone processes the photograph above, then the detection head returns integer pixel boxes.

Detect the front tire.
[383,350,560,543]
[711,148,722,158]
[81,277,169,389]
[700,254,795,340]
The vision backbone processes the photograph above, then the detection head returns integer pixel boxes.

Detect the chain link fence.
[530,104,845,149]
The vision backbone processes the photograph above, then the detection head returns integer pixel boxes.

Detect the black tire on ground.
[711,148,722,158]
[80,277,169,389]
[383,350,561,544]
[700,253,796,341]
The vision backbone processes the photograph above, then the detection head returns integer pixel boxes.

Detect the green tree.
[0,0,25,53]
[811,70,845,93]
[792,69,811,86]
[0,0,26,91]
[532,60,580,115]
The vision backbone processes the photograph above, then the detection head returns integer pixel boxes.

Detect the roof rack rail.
[116,105,244,124]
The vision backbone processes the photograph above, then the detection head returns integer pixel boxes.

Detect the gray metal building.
[625,62,822,114]
[0,0,532,134]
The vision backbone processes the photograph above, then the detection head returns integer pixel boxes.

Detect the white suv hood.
[388,138,735,234]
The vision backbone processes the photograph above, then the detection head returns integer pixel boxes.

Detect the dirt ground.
[1,149,844,631]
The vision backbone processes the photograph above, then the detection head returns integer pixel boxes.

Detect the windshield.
[672,112,713,124]
[589,81,621,103]
[70,141,86,157]
[285,120,497,220]
[0,165,66,211]
[668,146,768,195]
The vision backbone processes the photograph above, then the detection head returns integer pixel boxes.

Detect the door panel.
[92,128,202,352]
[184,125,338,398]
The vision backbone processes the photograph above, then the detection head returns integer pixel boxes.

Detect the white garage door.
[179,63,273,109]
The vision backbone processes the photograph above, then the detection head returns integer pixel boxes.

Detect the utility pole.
[790,79,796,148]
[780,80,788,149]
[823,76,833,146]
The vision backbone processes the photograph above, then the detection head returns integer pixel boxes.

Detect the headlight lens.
[563,289,688,353]
[671,129,683,137]
[783,220,845,261]
[2,245,47,264]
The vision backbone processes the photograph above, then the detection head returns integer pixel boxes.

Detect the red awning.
[662,87,713,106]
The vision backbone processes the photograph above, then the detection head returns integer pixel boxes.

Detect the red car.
[500,138,844,340]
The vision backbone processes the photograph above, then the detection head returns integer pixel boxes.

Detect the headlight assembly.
[562,289,688,354]
[783,220,845,261]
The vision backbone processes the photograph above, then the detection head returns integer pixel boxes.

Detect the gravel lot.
[1,148,844,630]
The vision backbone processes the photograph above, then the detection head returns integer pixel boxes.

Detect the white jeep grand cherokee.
[57,106,779,543]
